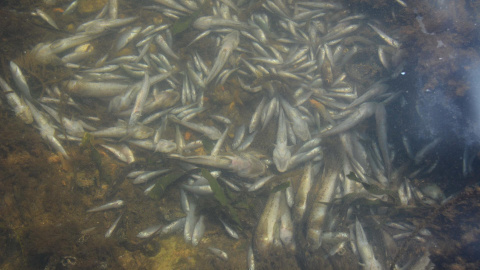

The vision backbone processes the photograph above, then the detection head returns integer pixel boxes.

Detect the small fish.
[355,218,383,270]
[249,97,267,133]
[63,0,79,16]
[182,184,213,196]
[109,0,118,19]
[324,24,360,42]
[155,139,177,153]
[414,138,441,165]
[220,219,239,239]
[137,224,163,238]
[261,96,278,130]
[25,100,69,159]
[154,0,192,13]
[280,98,310,141]
[204,31,240,85]
[133,169,170,184]
[114,26,142,51]
[247,245,255,270]
[0,76,33,124]
[255,191,281,253]
[306,153,342,250]
[211,127,229,157]
[375,103,391,177]
[320,102,377,137]
[287,147,322,171]
[210,115,231,125]
[105,213,123,238]
[294,162,312,222]
[32,33,102,64]
[34,8,59,30]
[208,247,228,261]
[155,34,179,60]
[236,130,257,152]
[87,199,124,212]
[248,175,275,192]
[169,116,222,140]
[194,16,250,31]
[101,144,135,164]
[192,215,206,246]
[368,23,401,49]
[129,73,150,130]
[232,124,246,149]
[273,110,291,172]
[184,202,197,242]
[160,217,186,235]
[64,80,130,97]
[347,82,388,109]
[279,202,295,251]
[9,61,32,100]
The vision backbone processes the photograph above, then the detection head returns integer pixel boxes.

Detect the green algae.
[202,168,240,225]
[148,170,186,200]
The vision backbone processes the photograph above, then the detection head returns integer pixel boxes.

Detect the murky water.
[0,0,479,269]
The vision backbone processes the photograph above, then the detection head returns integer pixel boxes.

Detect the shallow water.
[0,0,479,269]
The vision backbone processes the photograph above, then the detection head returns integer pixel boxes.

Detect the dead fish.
[204,30,240,85]
[105,213,123,238]
[33,8,59,30]
[87,199,124,212]
[320,102,377,137]
[9,61,32,100]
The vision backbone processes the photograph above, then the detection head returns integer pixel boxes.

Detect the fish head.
[273,145,291,172]
[155,140,177,153]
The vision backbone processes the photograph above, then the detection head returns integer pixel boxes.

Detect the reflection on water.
[0,0,479,269]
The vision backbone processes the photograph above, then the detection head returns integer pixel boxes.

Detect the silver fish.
[114,26,142,51]
[207,247,228,261]
[204,30,240,85]
[306,150,342,250]
[249,97,267,133]
[160,217,186,235]
[192,215,206,246]
[320,102,377,137]
[211,127,229,157]
[247,244,255,270]
[25,100,69,159]
[194,16,250,31]
[129,73,150,129]
[232,124,246,149]
[0,76,33,124]
[375,103,391,177]
[355,218,383,270]
[169,116,222,140]
[34,8,59,30]
[133,169,170,184]
[64,80,130,97]
[255,191,282,254]
[294,162,313,222]
[87,199,124,212]
[368,23,401,49]
[273,110,291,172]
[105,213,123,238]
[170,152,267,178]
[280,98,310,141]
[248,175,275,192]
[9,61,32,100]
[155,34,179,60]
[137,224,163,238]
[220,219,239,239]
[347,82,388,109]
[184,202,197,242]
